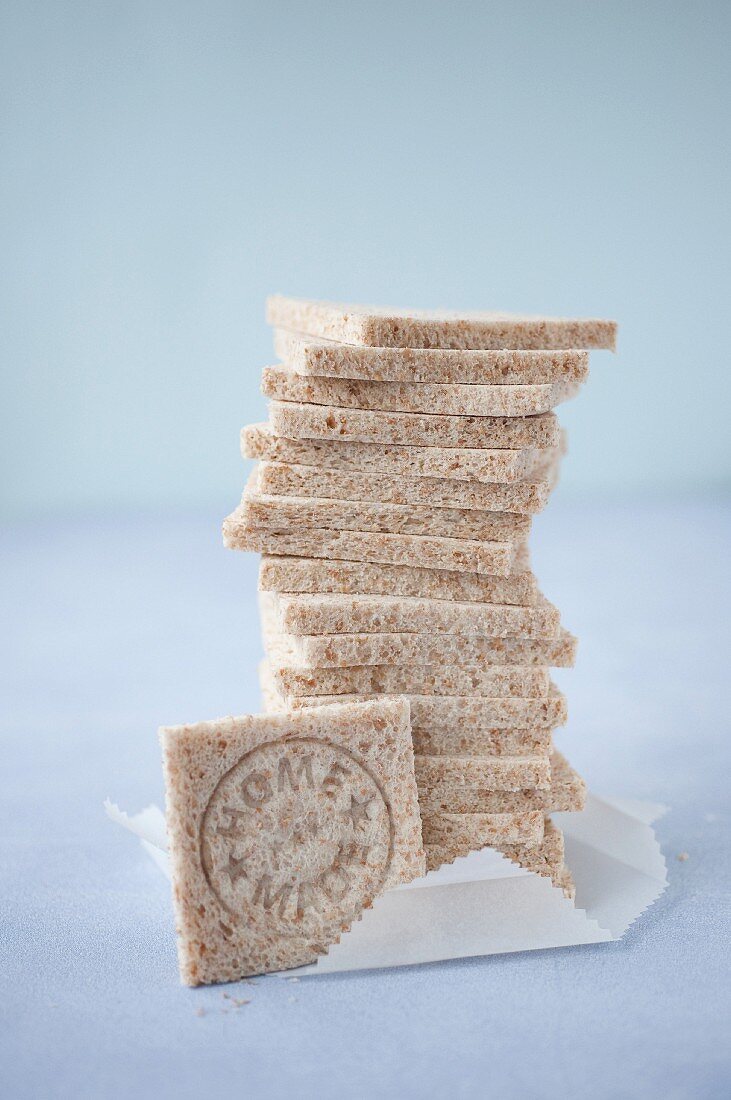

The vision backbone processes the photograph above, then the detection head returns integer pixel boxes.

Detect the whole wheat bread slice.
[274,328,590,384]
[255,460,555,514]
[269,400,560,449]
[260,590,560,639]
[262,625,578,670]
[262,365,580,417]
[242,422,554,484]
[261,662,567,732]
[418,751,586,812]
[224,515,519,577]
[258,555,538,606]
[266,296,617,351]
[241,468,531,542]
[269,662,550,701]
[420,811,545,847]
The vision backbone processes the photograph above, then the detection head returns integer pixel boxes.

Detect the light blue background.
[2,5,731,1098]
[2,0,730,517]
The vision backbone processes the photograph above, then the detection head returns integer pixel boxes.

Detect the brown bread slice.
[269,400,560,449]
[273,328,590,384]
[224,514,519,578]
[262,365,580,417]
[258,555,539,606]
[266,296,617,351]
[255,460,554,514]
[269,662,550,701]
[261,590,560,639]
[262,625,578,670]
[242,423,548,484]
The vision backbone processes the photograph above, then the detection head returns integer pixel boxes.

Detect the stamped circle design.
[200,737,394,937]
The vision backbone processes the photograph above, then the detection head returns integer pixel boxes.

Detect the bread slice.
[259,590,560,639]
[255,460,555,514]
[418,751,586,811]
[269,662,550,701]
[266,296,617,351]
[258,555,539,607]
[242,422,553,484]
[420,811,545,848]
[274,328,590,384]
[224,515,519,578]
[261,664,567,733]
[262,365,581,417]
[160,697,424,984]
[261,625,578,670]
[425,819,575,897]
[269,400,560,449]
[240,468,532,542]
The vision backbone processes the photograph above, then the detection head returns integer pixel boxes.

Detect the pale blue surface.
[2,499,730,1099]
[2,0,731,518]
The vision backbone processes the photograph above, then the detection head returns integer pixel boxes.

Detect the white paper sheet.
[105,792,667,975]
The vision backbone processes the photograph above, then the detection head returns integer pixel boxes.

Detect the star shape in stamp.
[343,792,374,830]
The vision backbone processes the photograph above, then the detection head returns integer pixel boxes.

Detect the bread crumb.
[195,1007,206,1017]
[677,852,689,861]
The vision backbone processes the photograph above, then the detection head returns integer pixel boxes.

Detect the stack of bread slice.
[224,296,617,899]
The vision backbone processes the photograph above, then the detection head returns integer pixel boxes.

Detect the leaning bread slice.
[269,400,560,449]
[273,329,590,384]
[224,515,519,578]
[266,296,617,351]
[269,662,550,701]
[160,697,424,985]
[262,625,578,670]
[255,461,555,515]
[262,366,581,418]
[261,591,559,639]
[241,470,531,542]
[242,422,554,484]
[258,555,538,606]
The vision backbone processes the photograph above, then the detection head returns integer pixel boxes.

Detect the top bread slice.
[266,296,617,351]
[273,329,590,384]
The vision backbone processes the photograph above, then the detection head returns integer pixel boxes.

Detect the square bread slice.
[241,468,532,542]
[262,366,581,418]
[418,751,586,813]
[160,697,425,985]
[266,296,617,351]
[425,819,575,897]
[426,816,563,869]
[262,626,578,670]
[224,515,519,578]
[260,590,560,639]
[420,811,545,848]
[254,460,556,515]
[269,400,560,449]
[268,662,550,701]
[258,555,539,607]
[411,726,553,758]
[276,689,567,734]
[273,329,590,384]
[261,662,567,733]
[242,422,554,484]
